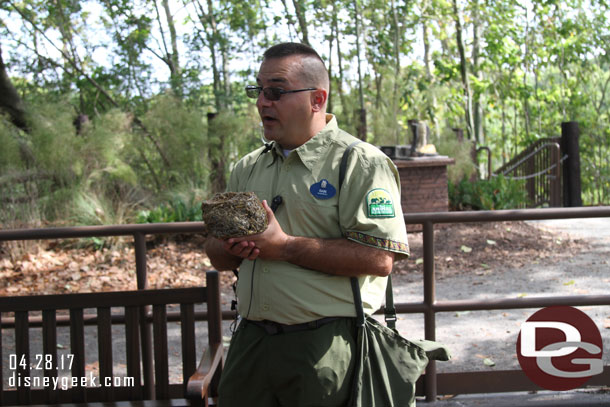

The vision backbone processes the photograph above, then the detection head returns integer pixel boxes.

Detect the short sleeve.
[339,150,409,260]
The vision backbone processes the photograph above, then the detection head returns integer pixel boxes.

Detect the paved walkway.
[412,217,610,406]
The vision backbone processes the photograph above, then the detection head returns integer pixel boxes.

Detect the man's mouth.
[262,115,278,124]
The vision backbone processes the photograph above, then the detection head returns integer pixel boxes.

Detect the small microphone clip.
[270,195,283,212]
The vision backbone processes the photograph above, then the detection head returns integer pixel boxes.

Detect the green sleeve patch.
[366,188,395,218]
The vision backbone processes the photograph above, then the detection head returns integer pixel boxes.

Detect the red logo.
[516,306,603,391]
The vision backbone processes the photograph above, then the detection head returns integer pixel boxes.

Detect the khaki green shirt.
[227,114,409,324]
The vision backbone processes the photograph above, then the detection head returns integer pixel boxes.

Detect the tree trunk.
[0,45,28,131]
[332,9,348,115]
[422,14,440,141]
[327,33,334,113]
[161,0,183,96]
[292,0,310,45]
[390,0,401,144]
[452,0,474,139]
[221,40,231,109]
[207,113,226,193]
[471,0,483,145]
[522,4,531,139]
[353,0,367,141]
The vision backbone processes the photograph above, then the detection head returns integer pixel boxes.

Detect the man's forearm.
[281,236,394,277]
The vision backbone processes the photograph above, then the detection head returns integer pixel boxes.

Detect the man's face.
[256,55,314,149]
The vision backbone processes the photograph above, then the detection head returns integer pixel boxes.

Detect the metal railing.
[494,137,563,208]
[2,206,610,401]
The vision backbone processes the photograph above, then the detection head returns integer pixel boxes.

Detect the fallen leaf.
[460,245,472,253]
[415,258,424,265]
[563,280,575,286]
[517,293,527,298]
[483,358,496,367]
[486,239,496,245]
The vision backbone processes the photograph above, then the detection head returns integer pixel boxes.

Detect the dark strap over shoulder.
[340,140,398,330]
[339,140,362,190]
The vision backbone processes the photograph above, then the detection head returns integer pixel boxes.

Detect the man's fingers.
[246,248,260,261]
[224,240,259,259]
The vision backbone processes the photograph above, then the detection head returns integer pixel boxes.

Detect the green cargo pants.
[218,318,356,407]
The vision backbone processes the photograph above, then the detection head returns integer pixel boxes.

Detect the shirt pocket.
[282,195,342,239]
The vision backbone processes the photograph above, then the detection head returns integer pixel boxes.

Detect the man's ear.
[311,89,328,112]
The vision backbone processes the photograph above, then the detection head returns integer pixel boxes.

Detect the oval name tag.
[310,179,336,200]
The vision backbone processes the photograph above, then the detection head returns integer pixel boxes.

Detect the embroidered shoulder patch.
[366,188,395,218]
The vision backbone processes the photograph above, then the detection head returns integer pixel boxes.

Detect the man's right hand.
[223,240,260,261]
[204,237,248,271]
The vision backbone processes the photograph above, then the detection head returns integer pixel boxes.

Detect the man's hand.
[226,200,288,261]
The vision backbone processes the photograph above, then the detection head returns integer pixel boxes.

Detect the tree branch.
[9,1,171,168]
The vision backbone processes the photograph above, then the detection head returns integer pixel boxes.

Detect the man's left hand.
[225,200,289,261]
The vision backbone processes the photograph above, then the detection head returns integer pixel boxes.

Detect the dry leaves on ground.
[1,220,589,297]
[0,236,223,297]
[394,220,589,278]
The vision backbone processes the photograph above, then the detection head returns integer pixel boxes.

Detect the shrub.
[449,174,530,211]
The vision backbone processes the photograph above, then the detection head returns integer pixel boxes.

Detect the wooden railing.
[2,206,609,402]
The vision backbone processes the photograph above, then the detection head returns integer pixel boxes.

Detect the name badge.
[310,179,336,200]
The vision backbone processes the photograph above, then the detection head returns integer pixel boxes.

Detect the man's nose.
[257,92,273,108]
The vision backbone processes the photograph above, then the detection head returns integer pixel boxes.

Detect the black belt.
[245,317,345,335]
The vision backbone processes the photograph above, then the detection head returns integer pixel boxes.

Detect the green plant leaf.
[460,245,472,253]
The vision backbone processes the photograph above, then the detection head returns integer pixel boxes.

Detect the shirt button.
[262,304,270,311]
[263,267,269,273]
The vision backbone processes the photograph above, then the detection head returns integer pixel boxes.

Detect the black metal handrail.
[494,137,563,208]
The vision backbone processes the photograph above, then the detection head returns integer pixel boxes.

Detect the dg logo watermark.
[516,306,604,391]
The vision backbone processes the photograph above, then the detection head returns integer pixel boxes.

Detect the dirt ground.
[394,220,589,278]
[0,220,589,298]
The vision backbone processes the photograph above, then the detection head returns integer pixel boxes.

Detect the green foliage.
[136,198,202,223]
[70,188,139,226]
[1,0,609,232]
[140,93,208,190]
[0,116,23,172]
[448,175,529,211]
[27,98,80,184]
[137,183,205,223]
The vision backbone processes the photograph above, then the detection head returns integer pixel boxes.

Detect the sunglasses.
[245,85,317,101]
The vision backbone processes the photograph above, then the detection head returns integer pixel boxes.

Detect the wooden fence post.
[561,121,582,207]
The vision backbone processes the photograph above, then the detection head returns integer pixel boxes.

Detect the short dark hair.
[263,42,324,62]
[262,42,329,89]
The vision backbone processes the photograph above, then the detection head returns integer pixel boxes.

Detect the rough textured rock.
[201,192,267,239]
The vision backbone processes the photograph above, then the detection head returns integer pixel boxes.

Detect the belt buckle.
[263,320,283,335]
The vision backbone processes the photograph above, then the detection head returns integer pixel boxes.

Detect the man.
[204,42,409,407]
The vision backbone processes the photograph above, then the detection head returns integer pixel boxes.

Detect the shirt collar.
[294,114,337,173]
